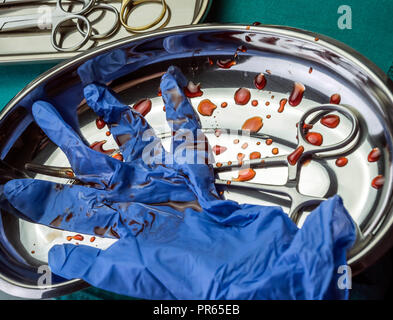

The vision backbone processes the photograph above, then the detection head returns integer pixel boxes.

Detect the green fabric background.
[0,0,392,299]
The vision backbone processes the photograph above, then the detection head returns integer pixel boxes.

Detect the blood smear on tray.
[289,82,305,106]
[305,132,323,146]
[368,148,381,162]
[371,175,384,189]
[287,146,304,165]
[254,73,266,90]
[278,99,287,113]
[233,168,256,181]
[242,117,263,132]
[330,94,341,104]
[234,88,251,105]
[321,115,340,128]
[198,99,217,116]
[335,157,348,167]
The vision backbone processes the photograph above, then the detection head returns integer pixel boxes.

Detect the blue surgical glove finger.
[3,177,196,238]
[3,179,124,238]
[32,100,120,186]
[161,66,232,210]
[160,66,203,142]
[49,240,176,299]
[267,196,356,299]
[84,83,166,164]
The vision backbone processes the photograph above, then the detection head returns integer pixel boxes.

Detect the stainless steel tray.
[1,24,393,299]
[0,0,211,64]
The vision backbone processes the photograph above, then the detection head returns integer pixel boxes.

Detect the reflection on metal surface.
[0,24,393,298]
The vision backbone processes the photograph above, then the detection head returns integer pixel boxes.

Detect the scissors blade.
[0,13,45,32]
[215,178,292,197]
[213,155,288,172]
[0,0,46,5]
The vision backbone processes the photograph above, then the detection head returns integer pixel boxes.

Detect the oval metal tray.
[1,24,393,298]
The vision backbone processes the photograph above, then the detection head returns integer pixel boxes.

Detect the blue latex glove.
[1,66,356,300]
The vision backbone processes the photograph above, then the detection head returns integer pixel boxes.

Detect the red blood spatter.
[272,148,279,155]
[112,153,124,161]
[198,99,217,116]
[321,114,340,128]
[184,81,203,98]
[237,45,247,53]
[296,122,314,132]
[250,151,261,159]
[133,99,152,116]
[157,89,162,96]
[335,157,348,167]
[241,142,248,150]
[221,102,228,108]
[246,25,250,30]
[90,236,96,243]
[212,145,227,155]
[266,114,271,119]
[265,102,270,106]
[67,234,84,241]
[234,88,251,105]
[278,98,287,113]
[245,35,252,42]
[106,131,111,136]
[368,148,381,162]
[251,100,258,106]
[289,82,305,106]
[254,73,266,90]
[302,157,312,166]
[371,175,384,189]
[241,116,263,133]
[252,21,261,26]
[305,132,323,146]
[330,93,341,104]
[217,59,236,69]
[90,140,115,155]
[233,168,256,182]
[73,234,84,241]
[287,146,304,166]
[309,67,313,74]
[266,139,273,145]
[96,117,106,129]
[208,58,214,65]
[237,153,245,161]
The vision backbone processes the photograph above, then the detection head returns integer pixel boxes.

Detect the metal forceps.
[214,104,360,222]
[0,0,120,52]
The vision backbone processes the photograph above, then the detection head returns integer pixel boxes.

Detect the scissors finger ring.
[120,0,169,32]
[76,3,120,40]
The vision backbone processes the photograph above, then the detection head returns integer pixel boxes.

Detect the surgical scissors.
[0,0,120,52]
[214,104,360,222]
[23,104,360,223]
